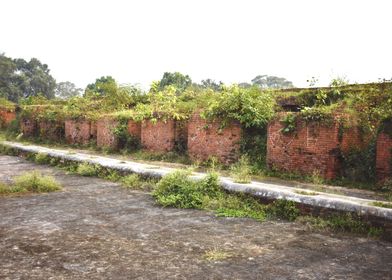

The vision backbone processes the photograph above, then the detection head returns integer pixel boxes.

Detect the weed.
[230,155,252,184]
[307,170,324,185]
[203,249,232,261]
[35,153,51,164]
[76,163,99,176]
[267,200,300,221]
[371,201,392,209]
[297,214,383,237]
[13,171,62,192]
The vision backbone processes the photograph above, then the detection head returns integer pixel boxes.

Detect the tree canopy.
[157,72,192,92]
[251,75,294,89]
[0,53,56,102]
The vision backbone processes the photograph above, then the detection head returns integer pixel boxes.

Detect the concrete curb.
[2,141,392,221]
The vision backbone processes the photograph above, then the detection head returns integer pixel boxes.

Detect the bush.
[13,171,62,192]
[153,170,221,209]
[76,163,98,176]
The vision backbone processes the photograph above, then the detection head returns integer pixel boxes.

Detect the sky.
[1,0,391,89]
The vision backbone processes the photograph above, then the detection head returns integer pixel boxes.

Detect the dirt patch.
[0,155,391,279]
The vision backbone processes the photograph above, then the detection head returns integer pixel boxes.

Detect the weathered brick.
[0,109,16,128]
[65,120,94,145]
[266,113,367,180]
[20,118,38,137]
[141,119,178,152]
[187,113,241,164]
[39,120,65,142]
[376,124,392,183]
[96,118,119,149]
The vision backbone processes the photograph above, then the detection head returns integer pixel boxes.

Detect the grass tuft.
[13,171,62,193]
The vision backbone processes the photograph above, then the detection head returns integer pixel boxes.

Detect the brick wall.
[65,120,94,145]
[141,120,187,152]
[0,109,16,128]
[96,118,119,149]
[266,113,366,179]
[376,122,392,183]
[39,120,65,142]
[127,120,141,139]
[187,113,241,164]
[20,118,38,137]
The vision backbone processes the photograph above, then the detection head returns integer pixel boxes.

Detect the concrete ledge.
[2,141,392,222]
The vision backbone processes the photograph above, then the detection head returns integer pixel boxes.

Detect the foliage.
[201,85,275,127]
[371,201,392,209]
[267,200,300,221]
[157,72,192,93]
[230,155,252,183]
[240,126,268,170]
[0,53,56,102]
[280,113,297,134]
[0,98,16,111]
[35,153,51,164]
[112,120,141,151]
[76,163,99,176]
[13,171,62,192]
[251,74,294,89]
[55,81,82,99]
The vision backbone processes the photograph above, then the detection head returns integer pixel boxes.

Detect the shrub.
[76,163,98,176]
[13,171,62,192]
[121,174,142,189]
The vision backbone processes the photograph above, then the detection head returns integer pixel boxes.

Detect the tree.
[199,79,223,91]
[55,81,82,99]
[0,53,56,102]
[85,76,116,95]
[251,75,294,89]
[158,72,192,92]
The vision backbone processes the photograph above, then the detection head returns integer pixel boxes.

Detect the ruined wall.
[39,120,65,142]
[127,120,141,139]
[65,120,94,145]
[376,122,392,183]
[141,119,187,152]
[266,113,367,179]
[0,109,16,128]
[96,118,119,149]
[187,113,241,164]
[20,118,38,137]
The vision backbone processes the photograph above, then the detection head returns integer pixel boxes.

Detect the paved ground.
[1,155,392,280]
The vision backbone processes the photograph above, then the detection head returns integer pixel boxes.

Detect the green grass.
[296,214,383,237]
[76,163,99,176]
[295,190,318,196]
[35,153,51,164]
[13,171,62,193]
[230,155,252,184]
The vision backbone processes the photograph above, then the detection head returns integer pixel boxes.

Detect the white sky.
[1,0,391,89]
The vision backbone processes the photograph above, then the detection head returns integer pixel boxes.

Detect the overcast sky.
[1,0,391,89]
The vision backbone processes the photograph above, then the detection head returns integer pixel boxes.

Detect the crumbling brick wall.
[376,121,392,183]
[96,118,119,149]
[65,120,95,145]
[127,120,141,139]
[20,118,38,137]
[141,119,187,153]
[39,120,65,142]
[266,113,367,179]
[187,113,241,164]
[0,109,16,128]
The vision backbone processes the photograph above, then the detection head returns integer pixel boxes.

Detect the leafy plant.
[76,163,99,176]
[230,155,252,183]
[280,113,297,134]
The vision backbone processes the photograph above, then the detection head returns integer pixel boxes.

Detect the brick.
[376,127,392,183]
[187,113,241,164]
[39,120,65,142]
[0,109,16,128]
[65,120,94,145]
[141,119,177,152]
[96,118,119,149]
[20,118,38,137]
[266,113,368,180]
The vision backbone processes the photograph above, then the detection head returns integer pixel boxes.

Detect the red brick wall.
[127,120,141,139]
[266,113,365,179]
[65,120,94,145]
[96,119,119,149]
[0,109,16,128]
[20,118,38,137]
[376,131,392,183]
[187,113,241,164]
[90,121,97,139]
[141,119,177,152]
[39,120,65,142]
